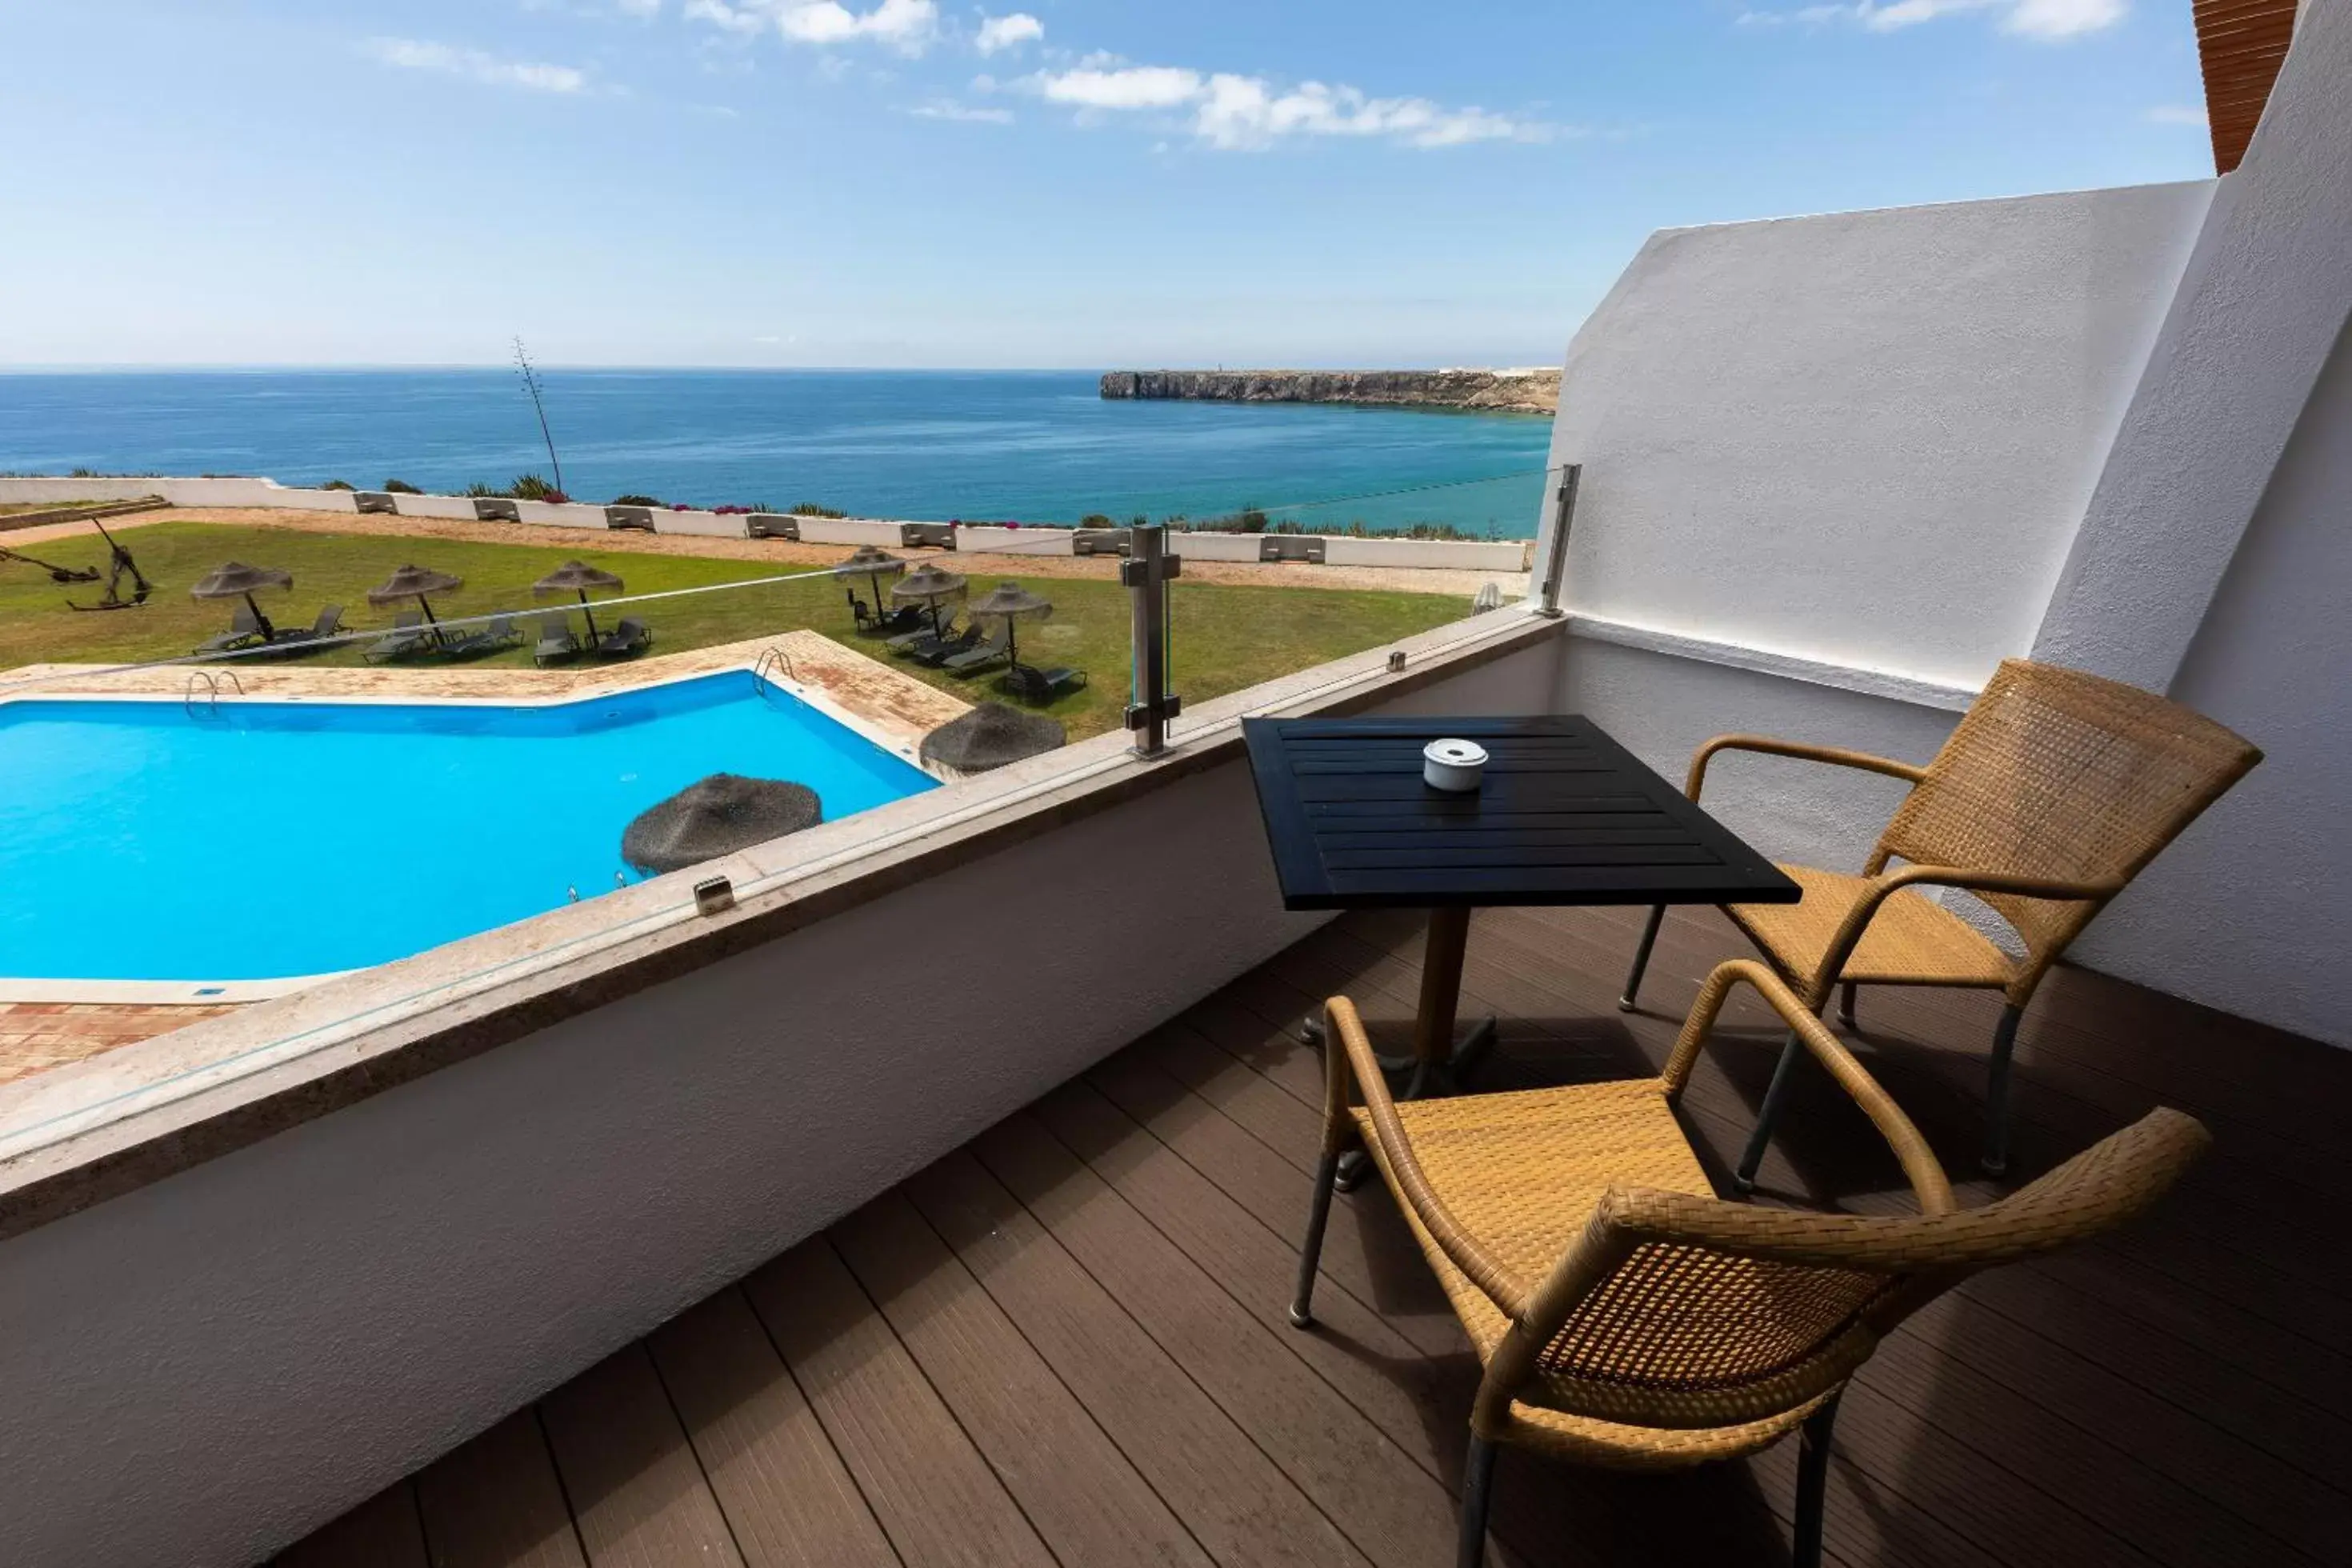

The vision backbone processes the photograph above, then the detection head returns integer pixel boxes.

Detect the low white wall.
[0,635,1558,1568]
[955,524,1074,557]
[1557,634,1959,882]
[791,516,910,548]
[1170,531,1263,563]
[1322,535,1530,572]
[1546,180,2214,693]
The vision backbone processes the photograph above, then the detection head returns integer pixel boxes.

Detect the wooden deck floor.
[282,903,2350,1568]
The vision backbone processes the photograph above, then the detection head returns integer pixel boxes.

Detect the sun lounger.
[194,606,262,655]
[594,617,654,657]
[908,623,987,666]
[941,627,1012,674]
[253,604,346,657]
[850,591,926,637]
[532,614,580,666]
[365,610,434,663]
[999,663,1088,703]
[442,615,523,658]
[886,610,958,654]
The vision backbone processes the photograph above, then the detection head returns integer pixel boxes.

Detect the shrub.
[320,478,356,491]
[712,504,752,515]
[611,494,663,507]
[1079,513,1114,528]
[788,501,847,518]
[462,482,498,498]
[382,478,423,494]
[508,473,560,501]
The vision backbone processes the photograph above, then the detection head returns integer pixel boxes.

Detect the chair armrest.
[1661,960,1954,1214]
[1811,863,2129,998]
[1685,734,1927,802]
[1322,997,1534,1314]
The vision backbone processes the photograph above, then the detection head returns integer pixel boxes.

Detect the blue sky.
[0,1,2216,367]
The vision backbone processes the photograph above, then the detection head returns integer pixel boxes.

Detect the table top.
[1241,714,1802,911]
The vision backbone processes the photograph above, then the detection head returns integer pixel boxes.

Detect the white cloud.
[684,0,938,49]
[1037,64,1205,110]
[2145,103,2210,127]
[974,12,1043,54]
[362,38,588,92]
[1019,63,1550,150]
[1740,0,2127,38]
[910,97,1014,122]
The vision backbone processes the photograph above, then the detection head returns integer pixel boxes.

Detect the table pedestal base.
[1297,905,1495,1190]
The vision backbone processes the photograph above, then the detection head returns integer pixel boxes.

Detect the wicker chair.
[1293,962,2210,1568]
[1618,658,2258,1182]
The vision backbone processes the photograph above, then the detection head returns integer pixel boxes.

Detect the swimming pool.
[0,672,936,986]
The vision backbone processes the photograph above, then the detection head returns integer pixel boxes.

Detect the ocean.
[0,370,1555,538]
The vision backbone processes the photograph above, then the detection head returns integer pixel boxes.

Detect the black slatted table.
[1242,715,1799,1098]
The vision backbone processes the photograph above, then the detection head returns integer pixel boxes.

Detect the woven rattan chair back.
[1873,659,2259,970]
[1513,1106,2210,1430]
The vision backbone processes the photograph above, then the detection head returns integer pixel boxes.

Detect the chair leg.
[1457,1434,1498,1568]
[1734,1027,1806,1194]
[1837,980,1858,1030]
[1792,1395,1842,1568]
[1618,903,1666,1012]
[1290,1148,1342,1328]
[1982,1004,2025,1178]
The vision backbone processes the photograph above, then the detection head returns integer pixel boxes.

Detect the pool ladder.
[752,646,798,702]
[183,669,245,717]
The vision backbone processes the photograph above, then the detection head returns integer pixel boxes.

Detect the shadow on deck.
[283,903,2351,1568]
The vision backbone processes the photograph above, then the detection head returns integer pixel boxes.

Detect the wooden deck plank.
[966,1110,1467,1568]
[1082,1047,1468,1358]
[277,1481,430,1568]
[646,1288,902,1568]
[414,1412,590,1568]
[900,1146,1374,1568]
[828,1189,1214,1568]
[538,1345,744,1568]
[744,1238,1055,1568]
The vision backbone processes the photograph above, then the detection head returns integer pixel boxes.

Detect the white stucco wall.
[0,635,1560,1568]
[1546,180,2213,694]
[2066,322,2352,1046]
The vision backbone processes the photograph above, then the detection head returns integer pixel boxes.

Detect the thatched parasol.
[891,562,968,636]
[919,702,1067,775]
[966,580,1054,670]
[366,563,464,640]
[532,560,624,642]
[189,561,293,641]
[621,774,823,874]
[838,546,907,617]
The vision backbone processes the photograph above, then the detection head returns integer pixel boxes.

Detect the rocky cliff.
[1100,368,1559,415]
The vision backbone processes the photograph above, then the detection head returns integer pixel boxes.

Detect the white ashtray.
[1422,738,1489,792]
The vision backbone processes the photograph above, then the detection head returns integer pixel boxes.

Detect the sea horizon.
[0,367,1554,537]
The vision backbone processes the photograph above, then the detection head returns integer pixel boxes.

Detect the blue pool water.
[0,369,1552,536]
[0,674,935,982]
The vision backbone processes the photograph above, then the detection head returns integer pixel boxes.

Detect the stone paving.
[0,1003,238,1088]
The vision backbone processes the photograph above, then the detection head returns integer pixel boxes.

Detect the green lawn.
[0,523,1471,738]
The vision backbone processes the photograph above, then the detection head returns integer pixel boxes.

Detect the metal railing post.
[1537,462,1579,619]
[1124,524,1183,757]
